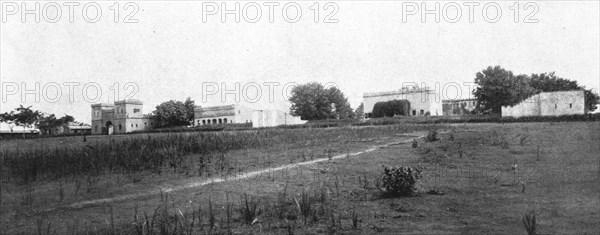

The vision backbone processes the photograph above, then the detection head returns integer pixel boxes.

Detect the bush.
[372,100,411,118]
[425,130,439,142]
[379,166,422,197]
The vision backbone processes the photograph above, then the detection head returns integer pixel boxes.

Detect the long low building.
[193,104,254,126]
[194,104,307,127]
[501,90,586,117]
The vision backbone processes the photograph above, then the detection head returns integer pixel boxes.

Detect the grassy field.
[0,122,599,234]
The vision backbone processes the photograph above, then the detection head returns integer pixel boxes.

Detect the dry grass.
[1,122,599,234]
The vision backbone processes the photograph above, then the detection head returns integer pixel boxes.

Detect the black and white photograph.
[1,0,599,234]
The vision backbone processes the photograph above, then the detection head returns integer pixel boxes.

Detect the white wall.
[502,90,585,117]
[252,110,306,128]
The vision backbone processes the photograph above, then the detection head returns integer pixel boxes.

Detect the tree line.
[0,105,75,134]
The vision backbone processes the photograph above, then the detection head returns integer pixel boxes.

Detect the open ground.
[0,122,599,234]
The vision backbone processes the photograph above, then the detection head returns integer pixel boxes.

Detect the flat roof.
[363,88,435,98]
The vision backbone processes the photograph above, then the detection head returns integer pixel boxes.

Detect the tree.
[473,66,536,114]
[13,105,42,128]
[0,111,16,132]
[183,97,196,123]
[289,83,354,120]
[152,98,195,128]
[3,105,43,136]
[354,103,365,120]
[0,111,15,122]
[37,114,58,134]
[584,90,600,112]
[327,86,354,119]
[38,114,75,135]
[529,72,578,92]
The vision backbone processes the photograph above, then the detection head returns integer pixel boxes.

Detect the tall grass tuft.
[522,211,537,235]
[239,192,261,225]
[294,190,316,225]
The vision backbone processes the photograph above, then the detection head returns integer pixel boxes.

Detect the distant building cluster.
[83,89,588,135]
[362,88,586,119]
[89,101,306,135]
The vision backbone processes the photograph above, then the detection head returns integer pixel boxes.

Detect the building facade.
[501,90,586,117]
[193,104,254,126]
[363,87,442,118]
[442,99,477,116]
[91,100,154,135]
[252,110,306,128]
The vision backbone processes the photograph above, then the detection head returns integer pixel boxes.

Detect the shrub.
[379,166,422,197]
[426,130,439,142]
[372,100,411,118]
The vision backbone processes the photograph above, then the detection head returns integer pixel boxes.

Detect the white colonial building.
[193,104,254,126]
[363,87,442,118]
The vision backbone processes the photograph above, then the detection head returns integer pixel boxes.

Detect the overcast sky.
[1,1,599,122]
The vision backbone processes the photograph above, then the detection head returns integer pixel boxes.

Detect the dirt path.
[67,133,425,209]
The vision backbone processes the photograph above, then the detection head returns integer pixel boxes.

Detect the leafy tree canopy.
[289,82,354,120]
[354,103,365,120]
[152,97,196,127]
[372,100,411,118]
